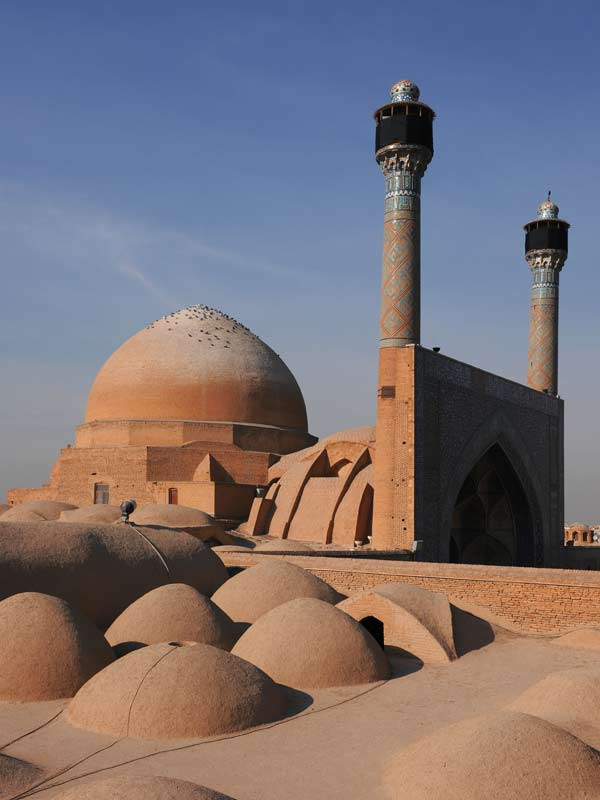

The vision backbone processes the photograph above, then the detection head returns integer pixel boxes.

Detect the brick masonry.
[218,552,600,636]
[6,419,313,521]
[373,345,564,565]
[373,346,416,550]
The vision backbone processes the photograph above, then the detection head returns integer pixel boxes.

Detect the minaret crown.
[524,193,569,395]
[538,192,559,219]
[390,80,420,103]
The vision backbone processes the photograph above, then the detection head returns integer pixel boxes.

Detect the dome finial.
[538,192,559,219]
[390,80,420,103]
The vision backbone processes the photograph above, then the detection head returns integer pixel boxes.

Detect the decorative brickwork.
[380,212,420,344]
[378,158,426,348]
[526,250,565,395]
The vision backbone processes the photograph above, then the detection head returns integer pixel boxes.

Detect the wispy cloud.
[0,181,300,308]
[118,260,168,303]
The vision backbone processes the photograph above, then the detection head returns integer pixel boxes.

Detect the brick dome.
[211,560,344,624]
[66,642,290,739]
[0,592,114,701]
[105,583,239,653]
[383,711,600,799]
[85,306,309,432]
[232,598,390,689]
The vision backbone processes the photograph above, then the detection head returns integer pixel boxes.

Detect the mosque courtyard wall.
[218,551,598,635]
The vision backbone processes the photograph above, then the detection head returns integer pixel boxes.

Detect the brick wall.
[8,446,154,507]
[217,552,600,635]
[415,347,564,566]
[370,346,563,566]
[7,438,274,510]
[373,346,415,550]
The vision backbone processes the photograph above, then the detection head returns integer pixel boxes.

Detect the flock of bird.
[144,305,262,350]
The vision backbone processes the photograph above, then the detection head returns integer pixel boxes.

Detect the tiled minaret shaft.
[379,163,423,344]
[376,82,434,346]
[372,81,435,550]
[524,195,570,395]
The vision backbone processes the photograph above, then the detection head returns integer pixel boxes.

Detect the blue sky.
[1,0,599,521]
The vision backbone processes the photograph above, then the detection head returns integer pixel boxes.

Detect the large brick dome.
[85,306,308,432]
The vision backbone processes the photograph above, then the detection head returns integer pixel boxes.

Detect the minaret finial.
[538,193,559,220]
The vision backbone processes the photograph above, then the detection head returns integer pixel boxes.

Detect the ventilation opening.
[360,616,384,648]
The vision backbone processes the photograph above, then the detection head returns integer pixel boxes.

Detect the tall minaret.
[372,81,435,550]
[374,80,435,346]
[524,195,570,395]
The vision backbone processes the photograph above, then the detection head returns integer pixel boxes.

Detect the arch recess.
[440,410,545,566]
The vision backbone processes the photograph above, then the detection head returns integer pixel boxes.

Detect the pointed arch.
[440,409,545,566]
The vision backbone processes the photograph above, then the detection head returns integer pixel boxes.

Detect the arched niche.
[359,615,385,648]
[449,443,534,567]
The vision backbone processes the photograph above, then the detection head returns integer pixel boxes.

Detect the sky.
[1,0,599,521]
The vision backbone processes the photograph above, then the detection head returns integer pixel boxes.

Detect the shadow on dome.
[383,647,424,678]
[450,604,495,656]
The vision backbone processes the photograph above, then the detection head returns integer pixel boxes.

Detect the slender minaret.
[374,80,435,346]
[524,194,570,395]
[372,81,435,550]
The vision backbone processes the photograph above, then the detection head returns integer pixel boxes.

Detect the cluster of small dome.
[0,550,394,746]
[0,515,228,627]
[0,499,77,522]
[2,515,600,799]
[0,500,229,543]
